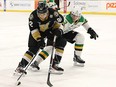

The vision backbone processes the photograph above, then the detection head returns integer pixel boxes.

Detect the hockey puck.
[15,81,21,86]
[17,81,21,86]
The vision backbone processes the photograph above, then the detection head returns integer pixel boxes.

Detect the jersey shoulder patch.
[79,15,88,23]
[66,14,73,24]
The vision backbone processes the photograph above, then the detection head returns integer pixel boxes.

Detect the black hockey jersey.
[28,8,64,41]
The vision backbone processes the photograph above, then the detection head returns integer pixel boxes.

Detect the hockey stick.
[47,36,57,87]
[15,51,39,86]
[56,1,70,10]
[49,1,70,10]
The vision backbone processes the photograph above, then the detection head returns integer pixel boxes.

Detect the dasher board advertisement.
[0,0,4,11]
[6,0,34,12]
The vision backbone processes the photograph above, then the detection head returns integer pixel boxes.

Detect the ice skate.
[14,63,27,76]
[73,54,85,67]
[29,61,40,72]
[51,62,64,74]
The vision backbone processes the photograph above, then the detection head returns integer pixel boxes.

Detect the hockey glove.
[37,38,45,49]
[87,28,99,40]
[53,29,63,37]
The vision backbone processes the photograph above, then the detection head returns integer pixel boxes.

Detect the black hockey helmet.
[37,2,48,14]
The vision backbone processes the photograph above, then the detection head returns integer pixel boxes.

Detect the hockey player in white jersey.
[61,7,98,66]
[51,7,98,69]
[42,0,59,10]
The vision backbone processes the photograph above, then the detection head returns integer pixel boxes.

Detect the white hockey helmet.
[70,7,82,17]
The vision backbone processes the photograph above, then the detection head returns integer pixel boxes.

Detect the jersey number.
[29,21,33,27]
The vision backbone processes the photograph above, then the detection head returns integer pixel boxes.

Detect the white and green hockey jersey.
[62,14,88,34]
[43,0,57,8]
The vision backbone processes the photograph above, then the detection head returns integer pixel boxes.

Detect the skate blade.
[28,67,40,72]
[73,62,84,67]
[13,72,26,76]
[50,68,63,75]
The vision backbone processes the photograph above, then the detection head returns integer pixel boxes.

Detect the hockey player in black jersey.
[14,2,66,74]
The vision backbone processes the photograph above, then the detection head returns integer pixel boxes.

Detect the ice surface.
[0,12,116,87]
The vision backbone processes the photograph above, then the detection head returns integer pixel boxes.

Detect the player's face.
[38,11,48,20]
[71,14,79,22]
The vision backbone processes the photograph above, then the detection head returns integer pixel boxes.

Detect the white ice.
[0,12,116,87]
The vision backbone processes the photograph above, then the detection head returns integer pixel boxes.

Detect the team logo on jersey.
[29,14,34,20]
[39,23,49,32]
[54,11,59,17]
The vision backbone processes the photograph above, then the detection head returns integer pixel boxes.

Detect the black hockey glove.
[37,38,45,49]
[87,28,99,40]
[53,29,63,37]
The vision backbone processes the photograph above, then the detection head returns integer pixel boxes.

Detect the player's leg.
[73,32,85,66]
[14,33,40,74]
[51,36,67,73]
[63,31,85,66]
[15,47,39,74]
[30,36,66,73]
[30,45,52,71]
[29,31,54,71]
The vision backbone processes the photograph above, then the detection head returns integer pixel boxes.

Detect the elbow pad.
[31,29,41,41]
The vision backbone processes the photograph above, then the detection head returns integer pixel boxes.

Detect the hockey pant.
[19,33,45,68]
[63,31,85,56]
[35,36,67,65]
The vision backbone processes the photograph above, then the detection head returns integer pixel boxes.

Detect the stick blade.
[15,81,21,86]
[47,80,53,87]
